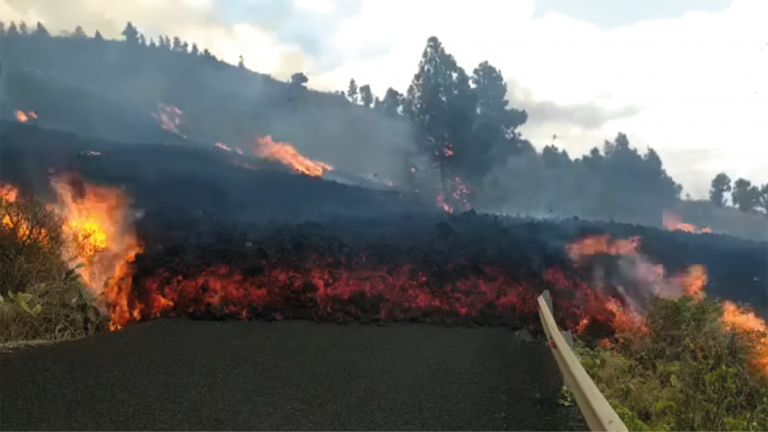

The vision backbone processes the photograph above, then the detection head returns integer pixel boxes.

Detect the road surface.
[1,320,584,431]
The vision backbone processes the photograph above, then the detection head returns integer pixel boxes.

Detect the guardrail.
[537,290,628,432]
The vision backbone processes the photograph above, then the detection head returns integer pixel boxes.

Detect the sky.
[1,0,767,198]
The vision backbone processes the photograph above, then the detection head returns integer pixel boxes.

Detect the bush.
[578,296,768,431]
[0,188,104,343]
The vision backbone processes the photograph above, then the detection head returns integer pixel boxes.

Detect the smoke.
[0,0,310,77]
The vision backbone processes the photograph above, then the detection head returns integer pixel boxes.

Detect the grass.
[576,295,768,431]
[0,188,106,344]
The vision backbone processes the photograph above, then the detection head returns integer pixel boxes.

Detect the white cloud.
[312,0,768,197]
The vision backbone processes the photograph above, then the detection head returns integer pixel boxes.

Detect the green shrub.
[0,189,105,343]
[578,296,768,431]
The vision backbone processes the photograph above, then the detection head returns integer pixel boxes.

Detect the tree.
[148,37,157,49]
[359,84,373,108]
[471,61,529,164]
[732,178,760,212]
[94,30,104,41]
[122,22,139,45]
[172,36,182,52]
[347,79,358,103]
[378,87,403,117]
[758,184,768,214]
[405,36,480,207]
[708,173,732,207]
[190,43,199,56]
[237,55,245,69]
[0,21,5,35]
[290,72,308,88]
[6,22,19,37]
[33,22,50,37]
[138,34,146,46]
[73,25,88,38]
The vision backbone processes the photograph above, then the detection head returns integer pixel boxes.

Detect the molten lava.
[252,136,333,177]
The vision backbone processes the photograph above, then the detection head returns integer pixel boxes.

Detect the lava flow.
[252,135,333,177]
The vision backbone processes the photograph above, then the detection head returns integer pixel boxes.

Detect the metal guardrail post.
[538,290,628,432]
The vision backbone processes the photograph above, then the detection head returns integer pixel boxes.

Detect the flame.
[435,177,471,214]
[662,211,712,234]
[51,176,143,330]
[14,110,38,123]
[564,234,712,338]
[566,234,642,262]
[252,136,333,177]
[215,143,258,170]
[720,301,768,377]
[1,183,49,244]
[1,183,19,203]
[152,103,186,139]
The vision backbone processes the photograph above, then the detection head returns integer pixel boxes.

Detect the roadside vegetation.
[577,295,768,431]
[0,187,103,345]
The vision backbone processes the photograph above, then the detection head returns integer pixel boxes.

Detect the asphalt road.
[0,320,583,431]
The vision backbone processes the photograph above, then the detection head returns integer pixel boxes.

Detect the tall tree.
[73,25,88,38]
[378,87,402,117]
[359,84,373,108]
[758,184,768,214]
[471,61,529,165]
[238,55,245,69]
[6,22,19,36]
[94,30,104,41]
[122,22,139,45]
[190,43,199,56]
[708,173,732,207]
[732,178,760,212]
[347,79,358,103]
[405,36,481,208]
[33,22,50,37]
[18,21,28,35]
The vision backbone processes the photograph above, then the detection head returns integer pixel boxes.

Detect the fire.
[252,136,333,177]
[14,110,38,123]
[51,176,143,330]
[435,177,471,214]
[721,301,768,377]
[152,103,186,139]
[662,211,712,234]
[566,234,642,262]
[1,183,19,203]
[1,183,49,244]
[215,143,257,170]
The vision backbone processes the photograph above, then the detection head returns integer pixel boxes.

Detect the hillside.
[0,21,766,241]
